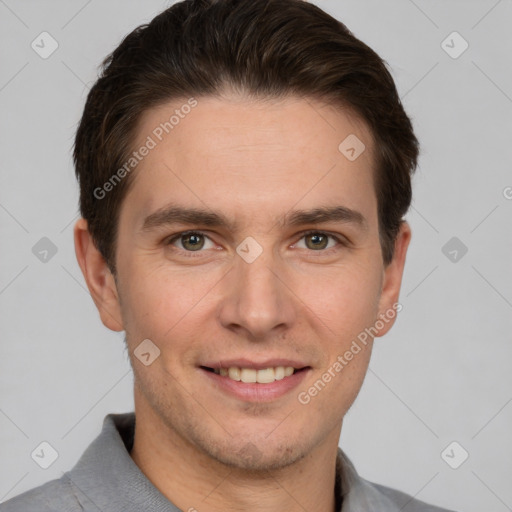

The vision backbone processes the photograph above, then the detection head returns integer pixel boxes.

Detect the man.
[1,0,456,510]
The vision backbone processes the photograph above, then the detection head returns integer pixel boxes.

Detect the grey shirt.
[1,412,455,512]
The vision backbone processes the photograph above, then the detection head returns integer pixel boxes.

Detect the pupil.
[309,233,326,250]
[184,234,203,250]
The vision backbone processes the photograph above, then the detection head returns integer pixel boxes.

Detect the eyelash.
[165,230,347,258]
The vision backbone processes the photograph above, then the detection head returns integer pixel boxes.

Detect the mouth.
[200,365,309,384]
[198,358,312,402]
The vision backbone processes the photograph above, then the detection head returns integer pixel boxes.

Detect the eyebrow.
[140,204,367,233]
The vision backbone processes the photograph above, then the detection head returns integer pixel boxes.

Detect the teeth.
[240,368,257,383]
[212,366,297,383]
[274,366,285,380]
[228,367,241,381]
[254,368,275,384]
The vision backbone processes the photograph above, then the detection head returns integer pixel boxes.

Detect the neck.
[129,390,341,512]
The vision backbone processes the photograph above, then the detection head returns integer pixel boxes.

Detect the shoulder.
[336,448,457,512]
[0,475,83,512]
[366,478,457,512]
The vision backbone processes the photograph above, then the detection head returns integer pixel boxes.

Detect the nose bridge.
[218,243,296,338]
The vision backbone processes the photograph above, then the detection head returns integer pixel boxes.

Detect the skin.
[74,93,411,512]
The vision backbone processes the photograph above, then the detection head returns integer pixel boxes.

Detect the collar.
[64,412,403,512]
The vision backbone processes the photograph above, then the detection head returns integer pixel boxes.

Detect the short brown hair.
[73,0,419,272]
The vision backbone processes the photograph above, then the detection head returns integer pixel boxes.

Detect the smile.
[202,366,301,383]
[200,364,311,402]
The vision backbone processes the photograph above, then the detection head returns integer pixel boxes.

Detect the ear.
[374,221,411,337]
[73,218,124,332]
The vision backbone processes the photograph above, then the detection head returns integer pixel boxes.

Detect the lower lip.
[200,367,310,402]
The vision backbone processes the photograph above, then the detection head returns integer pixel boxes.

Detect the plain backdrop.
[1,1,511,511]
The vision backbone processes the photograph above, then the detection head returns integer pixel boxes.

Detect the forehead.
[122,94,377,231]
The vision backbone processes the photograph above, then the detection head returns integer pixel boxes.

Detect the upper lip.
[200,358,309,370]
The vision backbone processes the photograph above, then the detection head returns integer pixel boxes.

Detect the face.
[76,93,410,471]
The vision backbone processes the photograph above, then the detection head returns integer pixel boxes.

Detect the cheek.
[119,246,383,348]
[118,262,222,339]
[299,273,378,409]
[301,264,382,335]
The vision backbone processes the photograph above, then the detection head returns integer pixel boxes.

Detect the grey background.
[1,1,511,510]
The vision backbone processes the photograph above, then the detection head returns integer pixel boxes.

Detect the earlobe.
[73,218,124,332]
[375,221,411,338]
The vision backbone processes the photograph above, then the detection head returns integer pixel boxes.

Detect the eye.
[165,229,346,257]
[166,231,215,252]
[294,231,344,252]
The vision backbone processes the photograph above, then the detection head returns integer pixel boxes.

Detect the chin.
[212,441,307,472]
[194,427,313,473]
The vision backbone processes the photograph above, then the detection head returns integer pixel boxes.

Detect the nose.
[217,247,297,340]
